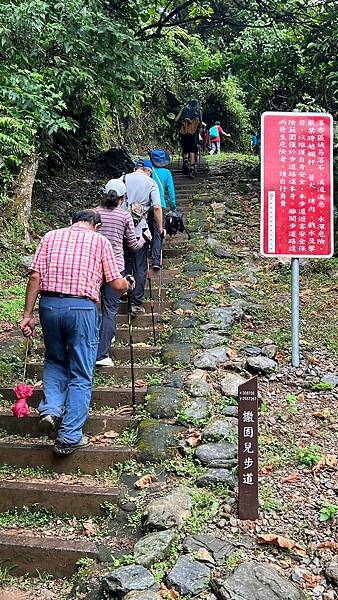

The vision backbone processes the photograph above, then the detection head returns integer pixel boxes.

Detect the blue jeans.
[97,282,121,360]
[39,296,100,444]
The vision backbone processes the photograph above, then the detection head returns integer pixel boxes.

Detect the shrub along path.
[0,154,337,599]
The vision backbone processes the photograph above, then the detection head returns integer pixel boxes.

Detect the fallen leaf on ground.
[308,355,320,365]
[280,473,301,484]
[57,474,77,485]
[302,571,321,588]
[174,308,184,315]
[275,352,285,361]
[260,464,274,475]
[312,454,337,474]
[257,533,307,556]
[83,519,96,536]
[313,409,331,419]
[184,309,194,316]
[160,584,179,599]
[318,540,338,551]
[116,406,133,415]
[227,348,238,360]
[196,548,214,563]
[134,379,146,387]
[103,430,119,439]
[134,474,158,489]
[186,432,202,447]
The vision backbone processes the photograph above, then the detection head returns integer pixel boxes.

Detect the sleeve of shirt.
[166,171,176,209]
[152,170,165,207]
[30,235,48,274]
[101,237,121,282]
[124,213,145,251]
[150,180,161,207]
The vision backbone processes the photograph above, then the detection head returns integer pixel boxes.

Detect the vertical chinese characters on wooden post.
[238,377,259,521]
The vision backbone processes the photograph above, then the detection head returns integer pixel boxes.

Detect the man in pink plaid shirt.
[20,209,134,455]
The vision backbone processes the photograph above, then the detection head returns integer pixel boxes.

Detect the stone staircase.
[0,160,209,578]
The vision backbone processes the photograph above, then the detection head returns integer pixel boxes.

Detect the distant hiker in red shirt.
[209,121,230,155]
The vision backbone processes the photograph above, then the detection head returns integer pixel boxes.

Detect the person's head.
[215,121,221,126]
[72,209,102,231]
[100,179,126,209]
[188,99,200,110]
[134,158,153,177]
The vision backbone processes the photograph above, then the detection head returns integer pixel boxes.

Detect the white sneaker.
[96,357,114,367]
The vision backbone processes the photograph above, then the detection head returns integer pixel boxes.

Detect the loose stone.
[195,442,237,467]
[183,534,234,566]
[137,421,185,463]
[133,530,177,568]
[101,565,159,598]
[146,386,183,419]
[162,343,193,366]
[194,346,229,370]
[202,418,238,441]
[165,555,210,596]
[200,333,227,349]
[178,397,212,425]
[220,372,246,397]
[197,468,236,489]
[211,561,307,599]
[262,344,277,359]
[141,490,192,532]
[246,355,277,374]
[185,369,213,397]
[325,555,338,586]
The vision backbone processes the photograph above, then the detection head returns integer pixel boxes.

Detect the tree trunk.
[5,152,39,243]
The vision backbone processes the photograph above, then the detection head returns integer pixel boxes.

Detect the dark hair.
[215,121,220,125]
[72,209,102,226]
[100,190,121,209]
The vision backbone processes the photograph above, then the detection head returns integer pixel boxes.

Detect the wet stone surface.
[165,555,211,596]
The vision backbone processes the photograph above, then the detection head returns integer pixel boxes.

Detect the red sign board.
[261,112,334,257]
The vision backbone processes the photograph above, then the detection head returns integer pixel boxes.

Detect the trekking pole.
[157,248,163,324]
[127,289,136,413]
[147,257,157,346]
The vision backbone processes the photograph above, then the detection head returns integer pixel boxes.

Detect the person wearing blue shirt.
[147,150,177,270]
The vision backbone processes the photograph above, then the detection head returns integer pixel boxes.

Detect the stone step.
[0,411,131,437]
[26,362,162,381]
[0,441,133,474]
[0,533,98,577]
[0,479,120,516]
[119,300,172,314]
[116,326,161,344]
[0,386,146,410]
[34,344,161,362]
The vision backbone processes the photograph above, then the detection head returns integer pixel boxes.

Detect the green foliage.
[260,485,285,512]
[312,382,334,392]
[319,504,338,522]
[184,487,220,534]
[296,445,322,467]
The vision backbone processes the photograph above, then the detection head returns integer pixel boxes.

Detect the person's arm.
[101,238,129,293]
[150,183,164,234]
[20,271,40,337]
[166,171,176,210]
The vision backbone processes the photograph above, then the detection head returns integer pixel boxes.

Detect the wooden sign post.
[238,376,259,521]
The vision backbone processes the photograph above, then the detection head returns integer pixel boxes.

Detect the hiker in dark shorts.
[175,99,202,178]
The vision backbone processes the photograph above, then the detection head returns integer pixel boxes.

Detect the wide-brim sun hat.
[149,149,171,168]
[104,179,126,197]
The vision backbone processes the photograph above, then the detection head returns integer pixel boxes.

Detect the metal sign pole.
[291,257,300,367]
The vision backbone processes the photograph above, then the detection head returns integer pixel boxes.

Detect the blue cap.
[143,159,153,170]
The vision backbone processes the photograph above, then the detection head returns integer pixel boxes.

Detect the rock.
[194,347,229,370]
[242,345,262,356]
[211,202,227,219]
[325,556,338,586]
[178,397,212,424]
[162,343,193,366]
[228,286,249,299]
[208,236,240,260]
[171,329,195,343]
[146,386,183,419]
[207,307,241,330]
[220,373,246,397]
[262,344,277,359]
[321,373,338,388]
[172,299,196,311]
[200,333,227,349]
[184,262,208,272]
[197,469,236,489]
[183,534,234,566]
[163,370,187,388]
[246,356,277,374]
[221,405,238,417]
[134,530,177,568]
[141,490,192,532]
[124,592,160,600]
[186,370,213,397]
[104,147,134,176]
[203,418,238,441]
[172,316,200,329]
[211,561,307,599]
[165,555,210,596]
[195,442,237,467]
[20,255,33,272]
[137,421,185,463]
[102,565,158,598]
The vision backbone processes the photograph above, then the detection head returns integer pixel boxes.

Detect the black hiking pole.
[157,248,163,324]
[147,257,157,346]
[127,289,136,413]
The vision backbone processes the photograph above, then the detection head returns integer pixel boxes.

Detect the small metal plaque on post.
[238,376,259,521]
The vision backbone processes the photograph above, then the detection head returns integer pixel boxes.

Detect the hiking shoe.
[38,415,61,437]
[53,435,89,456]
[153,265,161,272]
[131,305,146,316]
[96,356,114,367]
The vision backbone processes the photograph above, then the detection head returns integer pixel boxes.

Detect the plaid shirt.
[31,223,121,302]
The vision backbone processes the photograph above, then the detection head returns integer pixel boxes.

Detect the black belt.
[40,292,95,303]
